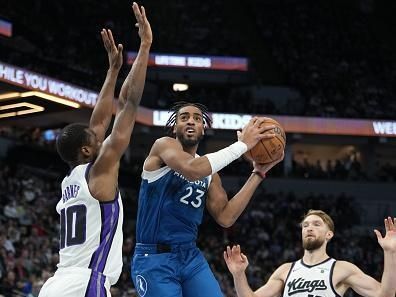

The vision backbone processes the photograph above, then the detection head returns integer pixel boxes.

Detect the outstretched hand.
[374,217,396,253]
[132,2,152,46]
[101,29,123,71]
[224,245,249,276]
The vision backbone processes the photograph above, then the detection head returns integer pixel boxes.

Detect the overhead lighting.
[21,91,81,108]
[173,83,189,92]
[0,91,80,108]
[0,102,44,119]
[0,92,20,100]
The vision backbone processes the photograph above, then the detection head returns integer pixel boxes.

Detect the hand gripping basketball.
[245,117,286,164]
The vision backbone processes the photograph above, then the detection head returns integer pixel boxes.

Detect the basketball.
[245,117,286,164]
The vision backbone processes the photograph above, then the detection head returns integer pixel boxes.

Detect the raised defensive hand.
[101,29,123,71]
[224,245,249,275]
[132,2,152,46]
[374,217,396,252]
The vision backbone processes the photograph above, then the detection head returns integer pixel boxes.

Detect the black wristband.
[252,170,266,179]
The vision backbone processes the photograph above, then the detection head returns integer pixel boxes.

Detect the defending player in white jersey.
[38,3,152,297]
[224,210,396,297]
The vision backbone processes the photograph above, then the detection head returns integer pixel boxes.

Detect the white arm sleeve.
[205,141,248,174]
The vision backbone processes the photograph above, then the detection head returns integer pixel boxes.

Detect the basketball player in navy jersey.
[38,3,152,297]
[131,102,284,297]
[224,210,396,297]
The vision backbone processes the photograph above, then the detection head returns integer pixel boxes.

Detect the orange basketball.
[245,117,286,164]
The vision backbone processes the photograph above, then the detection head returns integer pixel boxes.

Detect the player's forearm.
[378,251,396,297]
[180,141,248,181]
[90,68,120,141]
[218,173,262,227]
[119,43,151,108]
[233,272,256,297]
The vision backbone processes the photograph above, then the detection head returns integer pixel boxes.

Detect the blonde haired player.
[224,210,396,297]
[38,3,152,296]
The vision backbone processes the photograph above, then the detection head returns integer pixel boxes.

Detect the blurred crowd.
[1,0,396,118]
[0,164,60,296]
[290,157,396,182]
[0,153,386,297]
[218,154,396,182]
[249,0,396,118]
[291,157,365,181]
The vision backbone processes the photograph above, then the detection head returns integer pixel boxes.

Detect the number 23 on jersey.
[179,186,204,208]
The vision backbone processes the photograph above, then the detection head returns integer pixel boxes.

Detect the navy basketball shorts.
[131,242,223,297]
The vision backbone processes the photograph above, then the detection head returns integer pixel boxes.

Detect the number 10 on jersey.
[60,204,87,249]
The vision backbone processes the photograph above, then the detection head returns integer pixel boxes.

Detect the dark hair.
[165,101,212,135]
[56,123,90,164]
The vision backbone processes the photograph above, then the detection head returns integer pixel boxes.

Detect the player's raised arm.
[224,245,288,297]
[88,2,152,201]
[151,117,276,181]
[89,29,123,143]
[105,2,151,153]
[341,217,396,297]
[99,3,151,160]
[375,217,396,297]
[117,2,152,110]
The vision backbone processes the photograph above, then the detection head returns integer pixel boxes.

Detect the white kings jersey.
[55,163,123,285]
[282,258,340,297]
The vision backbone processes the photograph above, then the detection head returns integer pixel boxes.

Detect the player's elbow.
[117,97,125,111]
[110,132,130,152]
[218,221,234,228]
[372,282,393,297]
[124,98,139,110]
[216,216,236,228]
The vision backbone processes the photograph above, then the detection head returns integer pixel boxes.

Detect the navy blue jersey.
[136,164,212,244]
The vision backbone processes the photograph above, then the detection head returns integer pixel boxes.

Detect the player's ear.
[81,145,91,157]
[326,230,334,241]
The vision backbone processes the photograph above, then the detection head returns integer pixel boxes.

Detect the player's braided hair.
[165,101,212,135]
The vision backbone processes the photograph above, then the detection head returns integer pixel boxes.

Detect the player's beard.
[176,130,203,148]
[302,237,325,251]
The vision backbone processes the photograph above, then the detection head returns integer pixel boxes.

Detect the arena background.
[1,0,396,296]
